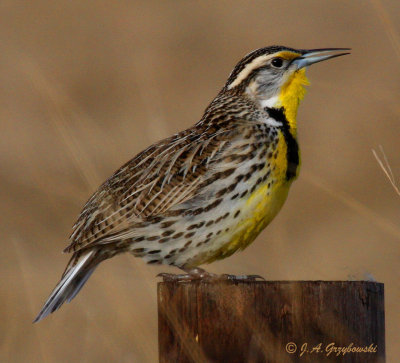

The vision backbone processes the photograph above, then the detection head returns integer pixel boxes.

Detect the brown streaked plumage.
[35,46,350,322]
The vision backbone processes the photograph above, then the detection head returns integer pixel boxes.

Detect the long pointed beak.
[293,48,351,69]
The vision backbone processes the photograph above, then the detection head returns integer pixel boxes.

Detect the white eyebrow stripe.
[227,54,274,89]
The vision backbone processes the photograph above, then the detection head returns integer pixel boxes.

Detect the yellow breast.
[203,71,308,264]
[204,68,309,263]
[205,131,294,263]
[205,179,291,264]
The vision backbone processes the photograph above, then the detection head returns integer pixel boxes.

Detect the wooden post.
[158,281,384,363]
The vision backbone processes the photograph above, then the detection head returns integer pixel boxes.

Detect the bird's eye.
[271,57,284,68]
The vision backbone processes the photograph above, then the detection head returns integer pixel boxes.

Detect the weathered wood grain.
[158,281,384,363]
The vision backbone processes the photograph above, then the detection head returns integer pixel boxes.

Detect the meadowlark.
[35,46,350,322]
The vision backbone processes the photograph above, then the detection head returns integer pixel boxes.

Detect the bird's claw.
[220,274,265,281]
[157,271,265,282]
[157,272,198,282]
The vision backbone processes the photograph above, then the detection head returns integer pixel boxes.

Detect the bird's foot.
[158,268,265,282]
[220,274,265,281]
[158,267,217,282]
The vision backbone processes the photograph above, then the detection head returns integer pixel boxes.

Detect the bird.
[34,45,350,322]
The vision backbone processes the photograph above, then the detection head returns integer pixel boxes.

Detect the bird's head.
[225,46,350,126]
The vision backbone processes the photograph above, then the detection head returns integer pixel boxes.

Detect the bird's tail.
[34,249,105,323]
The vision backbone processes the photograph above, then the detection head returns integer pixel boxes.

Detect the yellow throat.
[277,68,309,137]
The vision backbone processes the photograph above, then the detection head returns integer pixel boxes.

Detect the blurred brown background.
[1,0,399,362]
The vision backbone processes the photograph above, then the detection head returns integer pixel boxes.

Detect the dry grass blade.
[11,237,49,362]
[372,146,400,196]
[303,171,400,240]
[371,0,400,60]
[21,58,102,192]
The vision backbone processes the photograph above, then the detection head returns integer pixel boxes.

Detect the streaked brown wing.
[64,123,245,253]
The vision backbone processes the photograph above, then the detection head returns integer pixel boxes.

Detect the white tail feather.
[34,250,98,323]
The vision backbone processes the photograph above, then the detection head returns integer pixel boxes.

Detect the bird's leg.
[158,267,265,282]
